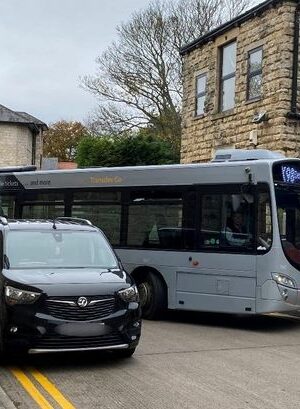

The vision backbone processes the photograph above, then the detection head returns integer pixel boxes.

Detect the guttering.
[180,0,296,56]
[288,4,300,118]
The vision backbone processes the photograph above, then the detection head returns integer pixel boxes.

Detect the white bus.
[1,149,300,318]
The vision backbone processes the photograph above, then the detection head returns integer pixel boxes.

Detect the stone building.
[180,0,300,163]
[0,104,48,168]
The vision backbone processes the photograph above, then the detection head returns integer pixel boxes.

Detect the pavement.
[0,384,16,409]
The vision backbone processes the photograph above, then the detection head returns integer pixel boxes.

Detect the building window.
[247,47,263,100]
[195,73,207,116]
[220,41,236,112]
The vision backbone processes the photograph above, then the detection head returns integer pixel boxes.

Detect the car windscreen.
[5,230,118,269]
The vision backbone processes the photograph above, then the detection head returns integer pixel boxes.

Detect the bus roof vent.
[212,149,285,162]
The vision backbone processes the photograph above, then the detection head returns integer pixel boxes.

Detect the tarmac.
[1,311,300,409]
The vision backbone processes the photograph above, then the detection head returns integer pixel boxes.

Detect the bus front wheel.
[137,272,166,319]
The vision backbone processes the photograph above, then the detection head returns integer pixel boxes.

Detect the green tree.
[76,133,178,168]
[43,121,87,161]
[75,136,115,167]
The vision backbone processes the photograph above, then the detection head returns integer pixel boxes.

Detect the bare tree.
[222,0,255,20]
[82,0,254,153]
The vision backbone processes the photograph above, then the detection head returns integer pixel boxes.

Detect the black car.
[0,217,141,357]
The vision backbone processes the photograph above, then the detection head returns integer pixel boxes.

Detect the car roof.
[0,219,98,232]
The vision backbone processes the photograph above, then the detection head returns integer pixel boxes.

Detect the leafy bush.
[76,133,179,167]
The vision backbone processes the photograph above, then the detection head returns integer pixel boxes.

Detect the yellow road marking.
[29,367,76,409]
[10,367,54,409]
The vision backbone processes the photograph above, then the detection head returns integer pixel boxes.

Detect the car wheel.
[137,271,166,320]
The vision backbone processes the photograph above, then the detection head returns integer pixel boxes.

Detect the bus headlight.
[5,286,41,305]
[272,273,296,288]
[118,285,139,302]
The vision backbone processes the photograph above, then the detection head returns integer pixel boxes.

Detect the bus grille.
[45,296,116,321]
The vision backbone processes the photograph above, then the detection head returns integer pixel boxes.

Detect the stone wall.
[0,124,42,167]
[181,2,300,163]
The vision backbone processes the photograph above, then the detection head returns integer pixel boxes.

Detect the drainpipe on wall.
[288,4,300,118]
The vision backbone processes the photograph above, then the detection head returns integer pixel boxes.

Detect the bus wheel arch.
[131,267,167,320]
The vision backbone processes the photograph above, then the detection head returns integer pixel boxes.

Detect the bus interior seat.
[158,227,183,249]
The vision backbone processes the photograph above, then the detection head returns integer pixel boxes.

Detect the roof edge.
[180,0,297,56]
[0,120,48,132]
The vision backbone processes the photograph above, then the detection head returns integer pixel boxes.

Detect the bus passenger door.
[255,188,279,313]
[175,187,257,314]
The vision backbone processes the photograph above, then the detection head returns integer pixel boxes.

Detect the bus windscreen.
[273,162,300,269]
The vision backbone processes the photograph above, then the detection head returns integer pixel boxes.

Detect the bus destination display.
[273,163,300,184]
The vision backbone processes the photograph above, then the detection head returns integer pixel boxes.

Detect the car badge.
[77,297,88,308]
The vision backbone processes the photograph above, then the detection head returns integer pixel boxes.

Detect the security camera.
[252,111,267,124]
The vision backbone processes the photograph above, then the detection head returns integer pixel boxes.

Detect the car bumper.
[28,343,131,354]
[5,304,141,354]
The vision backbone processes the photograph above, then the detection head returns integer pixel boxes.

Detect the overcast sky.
[0,0,152,125]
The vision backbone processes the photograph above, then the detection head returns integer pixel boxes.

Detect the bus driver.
[225,210,249,247]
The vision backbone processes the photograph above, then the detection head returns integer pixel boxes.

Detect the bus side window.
[200,191,254,251]
[200,194,222,248]
[0,195,16,218]
[223,194,254,249]
[126,189,196,250]
[257,192,272,250]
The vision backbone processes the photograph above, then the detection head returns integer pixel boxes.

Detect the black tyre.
[113,347,136,358]
[136,271,167,320]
